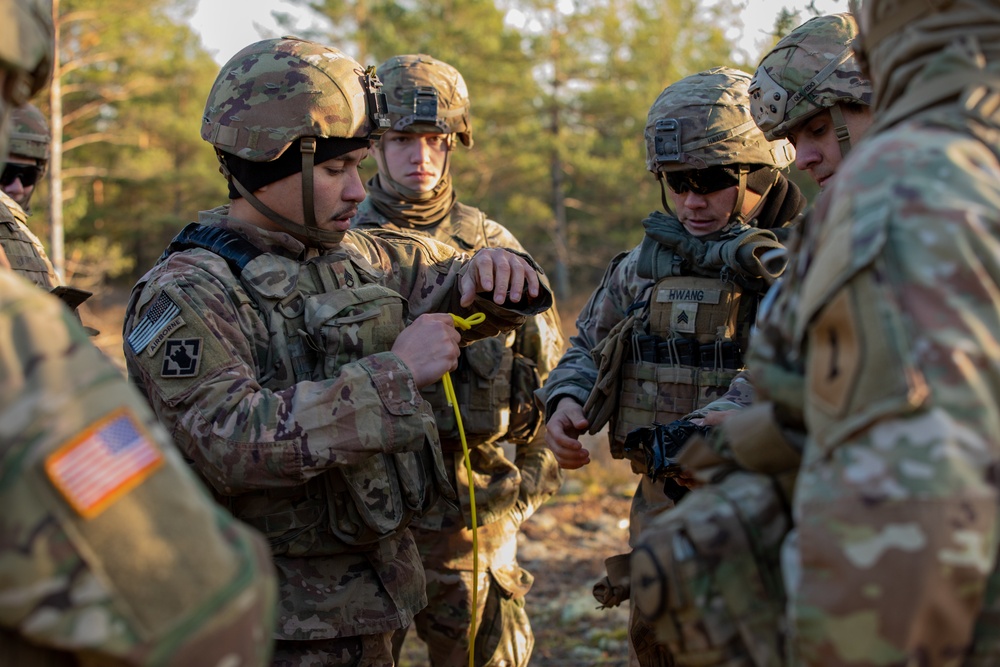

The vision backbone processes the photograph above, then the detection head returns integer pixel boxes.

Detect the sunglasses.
[0,163,41,188]
[664,166,740,195]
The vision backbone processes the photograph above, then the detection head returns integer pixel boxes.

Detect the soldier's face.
[1,155,40,207]
[665,177,763,237]
[256,147,368,235]
[375,129,450,193]
[788,105,873,188]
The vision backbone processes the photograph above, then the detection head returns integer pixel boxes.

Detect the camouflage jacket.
[782,59,1000,664]
[0,191,57,289]
[537,210,791,427]
[0,270,276,666]
[123,207,552,640]
[352,198,564,567]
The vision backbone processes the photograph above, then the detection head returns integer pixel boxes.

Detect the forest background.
[36,0,845,313]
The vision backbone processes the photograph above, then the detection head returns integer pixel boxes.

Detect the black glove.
[622,420,711,481]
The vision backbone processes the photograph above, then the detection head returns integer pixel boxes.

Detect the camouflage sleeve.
[362,229,554,341]
[787,129,1000,664]
[536,248,641,418]
[0,271,276,665]
[685,370,757,420]
[124,251,438,495]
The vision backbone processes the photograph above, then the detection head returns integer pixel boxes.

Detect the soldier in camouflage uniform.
[536,67,804,667]
[3,102,49,212]
[626,15,875,666]
[351,54,564,667]
[0,2,278,664]
[779,0,1000,662]
[0,100,92,312]
[123,37,553,666]
[0,103,57,289]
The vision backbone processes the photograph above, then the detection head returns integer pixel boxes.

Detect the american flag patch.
[45,409,164,519]
[127,292,181,354]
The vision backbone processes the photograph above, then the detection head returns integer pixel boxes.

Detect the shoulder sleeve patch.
[45,409,164,519]
[127,292,182,354]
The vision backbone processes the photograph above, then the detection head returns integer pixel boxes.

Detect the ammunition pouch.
[423,335,514,448]
[630,470,792,667]
[167,225,453,557]
[506,351,543,444]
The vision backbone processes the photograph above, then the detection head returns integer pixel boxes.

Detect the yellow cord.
[444,312,485,667]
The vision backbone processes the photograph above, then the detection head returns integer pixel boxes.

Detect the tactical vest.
[162,224,451,557]
[355,202,515,448]
[611,238,752,458]
[0,212,57,290]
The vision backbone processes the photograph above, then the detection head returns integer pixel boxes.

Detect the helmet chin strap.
[729,165,750,225]
[219,140,346,246]
[829,104,853,158]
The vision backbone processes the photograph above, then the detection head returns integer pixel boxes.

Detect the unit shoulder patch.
[161,338,203,378]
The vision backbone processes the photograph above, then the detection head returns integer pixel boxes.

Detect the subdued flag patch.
[127,292,181,354]
[45,409,164,519]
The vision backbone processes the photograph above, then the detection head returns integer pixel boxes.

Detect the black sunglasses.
[1,163,41,188]
[664,166,740,195]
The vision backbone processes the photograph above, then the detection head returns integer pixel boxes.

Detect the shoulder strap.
[160,223,264,274]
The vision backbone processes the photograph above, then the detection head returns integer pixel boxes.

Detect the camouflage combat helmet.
[645,67,794,224]
[645,67,794,174]
[0,0,54,159]
[9,103,50,162]
[750,13,872,157]
[377,54,472,148]
[202,37,389,245]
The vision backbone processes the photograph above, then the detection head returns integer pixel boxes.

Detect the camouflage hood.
[854,0,1000,122]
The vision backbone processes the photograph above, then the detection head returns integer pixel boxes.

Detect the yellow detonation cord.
[443,312,484,667]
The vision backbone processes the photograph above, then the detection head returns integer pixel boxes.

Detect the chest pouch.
[304,283,408,379]
[613,276,744,461]
[422,335,514,447]
[324,436,448,548]
[631,470,792,667]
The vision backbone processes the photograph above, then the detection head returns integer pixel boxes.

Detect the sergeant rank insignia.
[161,338,203,378]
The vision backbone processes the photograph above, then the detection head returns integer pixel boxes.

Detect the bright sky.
[188,0,847,66]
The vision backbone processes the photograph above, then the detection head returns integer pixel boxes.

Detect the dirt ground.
[86,290,641,667]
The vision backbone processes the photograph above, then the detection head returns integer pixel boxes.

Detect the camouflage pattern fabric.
[749,13,872,141]
[272,632,393,667]
[0,0,53,160]
[9,102,49,162]
[0,190,57,288]
[202,38,378,162]
[537,200,798,665]
[780,15,1000,663]
[644,67,794,174]
[354,196,564,667]
[123,208,552,648]
[0,269,277,665]
[377,53,473,146]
